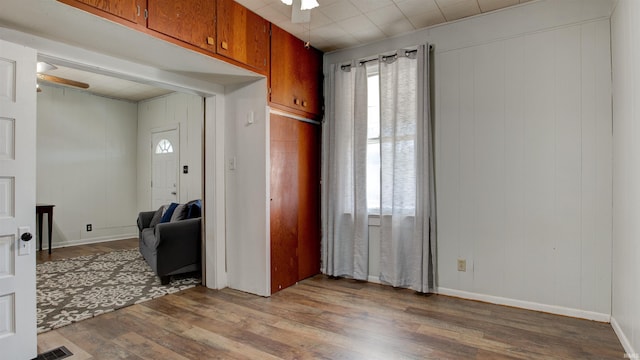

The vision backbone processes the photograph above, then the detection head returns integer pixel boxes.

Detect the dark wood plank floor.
[37,240,625,359]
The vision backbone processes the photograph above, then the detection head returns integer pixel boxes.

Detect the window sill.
[368,214,380,226]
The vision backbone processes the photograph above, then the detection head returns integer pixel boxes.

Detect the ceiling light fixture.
[36,61,57,73]
[281,0,318,11]
[300,0,319,10]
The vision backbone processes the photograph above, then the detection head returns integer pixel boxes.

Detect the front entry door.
[151,128,179,209]
[0,40,38,358]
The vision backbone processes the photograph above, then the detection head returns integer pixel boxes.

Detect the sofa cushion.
[170,204,187,222]
[140,228,159,250]
[186,199,202,219]
[149,206,164,228]
[160,203,178,223]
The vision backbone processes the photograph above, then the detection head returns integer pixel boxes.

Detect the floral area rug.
[36,248,200,333]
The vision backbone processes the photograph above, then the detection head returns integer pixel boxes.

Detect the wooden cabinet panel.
[73,0,140,23]
[270,114,300,293]
[147,0,216,52]
[270,25,323,118]
[297,121,321,281]
[270,114,321,294]
[217,0,269,72]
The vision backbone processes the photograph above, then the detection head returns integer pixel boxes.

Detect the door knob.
[21,232,32,242]
[171,192,177,195]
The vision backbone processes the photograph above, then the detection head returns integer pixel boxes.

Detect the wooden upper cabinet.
[270,25,323,118]
[216,0,269,72]
[147,0,216,53]
[72,0,142,23]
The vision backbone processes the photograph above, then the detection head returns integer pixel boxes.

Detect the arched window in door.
[155,139,174,154]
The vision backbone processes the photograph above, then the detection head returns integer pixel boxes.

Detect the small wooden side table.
[36,204,55,254]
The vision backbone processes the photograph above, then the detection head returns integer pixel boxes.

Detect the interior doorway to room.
[151,128,180,209]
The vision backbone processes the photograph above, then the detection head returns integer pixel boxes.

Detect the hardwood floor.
[36,238,138,264]
[37,241,625,359]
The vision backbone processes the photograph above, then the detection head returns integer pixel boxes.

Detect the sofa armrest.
[154,218,202,275]
[137,211,156,231]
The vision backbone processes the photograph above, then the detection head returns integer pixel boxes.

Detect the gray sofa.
[137,207,201,285]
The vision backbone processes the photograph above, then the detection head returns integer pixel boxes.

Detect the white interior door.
[152,128,179,209]
[0,40,37,358]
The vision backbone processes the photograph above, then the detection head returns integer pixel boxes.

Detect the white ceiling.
[38,65,174,102]
[236,0,534,52]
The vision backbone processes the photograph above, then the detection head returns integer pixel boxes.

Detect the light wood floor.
[37,240,625,359]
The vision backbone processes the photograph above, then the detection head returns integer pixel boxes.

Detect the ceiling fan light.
[300,0,319,10]
[281,0,293,5]
[36,61,57,73]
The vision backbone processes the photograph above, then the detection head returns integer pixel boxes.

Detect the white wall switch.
[229,156,237,170]
[246,111,255,125]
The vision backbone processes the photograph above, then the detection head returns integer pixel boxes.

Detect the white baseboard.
[611,316,637,358]
[437,287,611,322]
[42,234,137,250]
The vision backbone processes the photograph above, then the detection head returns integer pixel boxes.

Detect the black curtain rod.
[359,49,417,65]
[341,45,433,70]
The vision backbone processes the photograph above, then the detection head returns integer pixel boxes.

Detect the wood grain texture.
[36,238,137,264]
[270,25,324,119]
[74,0,138,22]
[147,0,216,52]
[297,120,321,281]
[270,114,300,294]
[216,0,269,73]
[38,268,625,359]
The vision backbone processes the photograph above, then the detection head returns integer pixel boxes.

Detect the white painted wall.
[325,0,614,321]
[137,92,203,211]
[36,84,138,247]
[611,0,640,356]
[224,79,270,297]
[435,19,612,320]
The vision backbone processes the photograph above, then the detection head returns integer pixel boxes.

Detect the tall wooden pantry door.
[270,113,321,294]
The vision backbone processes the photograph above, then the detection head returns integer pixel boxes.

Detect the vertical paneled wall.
[36,85,138,246]
[137,92,203,211]
[611,0,640,355]
[435,19,612,317]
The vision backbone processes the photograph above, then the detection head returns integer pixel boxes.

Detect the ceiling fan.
[281,0,318,24]
[36,62,89,92]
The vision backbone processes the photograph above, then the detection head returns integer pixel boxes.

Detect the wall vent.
[34,346,73,360]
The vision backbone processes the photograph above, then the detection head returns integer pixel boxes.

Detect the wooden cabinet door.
[74,0,140,23]
[298,46,323,116]
[270,114,300,294]
[147,0,216,52]
[217,0,269,72]
[270,25,323,118]
[297,121,321,281]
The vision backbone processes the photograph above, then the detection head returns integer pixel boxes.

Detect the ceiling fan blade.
[37,73,90,89]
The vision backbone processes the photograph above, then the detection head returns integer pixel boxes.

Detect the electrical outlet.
[457,259,466,272]
[86,224,92,232]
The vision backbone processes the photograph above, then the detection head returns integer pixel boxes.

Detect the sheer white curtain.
[323,44,436,292]
[322,62,369,279]
[378,45,436,292]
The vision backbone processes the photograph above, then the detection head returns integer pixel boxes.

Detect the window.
[155,139,174,154]
[367,68,380,213]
